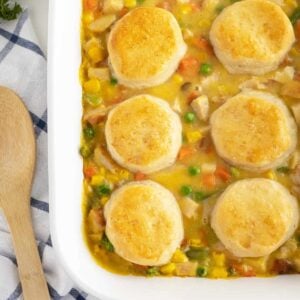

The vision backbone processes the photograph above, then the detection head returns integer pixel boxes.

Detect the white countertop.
[20,0,49,55]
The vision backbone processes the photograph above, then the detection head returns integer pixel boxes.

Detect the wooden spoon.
[0,87,50,300]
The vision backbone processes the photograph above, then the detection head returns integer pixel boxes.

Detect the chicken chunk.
[89,15,116,33]
[103,0,124,13]
[179,197,199,219]
[88,68,110,81]
[191,95,209,121]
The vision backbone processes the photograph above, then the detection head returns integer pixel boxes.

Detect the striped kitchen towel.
[0,9,95,300]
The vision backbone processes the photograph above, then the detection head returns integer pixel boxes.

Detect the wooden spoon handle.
[4,204,50,300]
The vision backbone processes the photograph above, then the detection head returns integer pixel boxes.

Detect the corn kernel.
[119,170,130,180]
[266,170,276,180]
[186,130,203,143]
[106,173,119,183]
[172,73,184,85]
[89,233,103,242]
[230,167,240,178]
[171,249,188,263]
[212,252,226,267]
[99,168,106,175]
[83,79,101,94]
[210,267,228,279]
[124,0,136,8]
[188,239,203,249]
[243,257,267,273]
[160,263,176,275]
[180,4,192,15]
[101,196,109,206]
[198,18,211,31]
[88,46,104,63]
[82,12,94,25]
[90,175,104,186]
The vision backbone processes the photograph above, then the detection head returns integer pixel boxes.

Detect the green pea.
[186,248,209,260]
[100,234,114,252]
[146,267,159,276]
[188,166,201,176]
[230,167,240,178]
[181,185,193,196]
[80,145,91,158]
[228,266,237,276]
[290,7,300,24]
[215,5,224,13]
[84,93,102,106]
[184,112,196,123]
[196,266,208,277]
[193,191,206,202]
[94,184,111,196]
[83,125,95,140]
[110,77,118,86]
[276,166,290,174]
[200,63,213,76]
[89,196,101,209]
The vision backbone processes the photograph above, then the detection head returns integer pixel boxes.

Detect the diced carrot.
[215,165,231,182]
[178,56,200,77]
[110,96,125,104]
[191,37,213,53]
[232,264,256,277]
[84,0,98,11]
[134,172,148,181]
[187,90,201,103]
[178,146,197,160]
[84,164,98,179]
[119,7,129,17]
[202,173,216,188]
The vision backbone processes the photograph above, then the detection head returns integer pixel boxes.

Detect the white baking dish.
[47,0,300,299]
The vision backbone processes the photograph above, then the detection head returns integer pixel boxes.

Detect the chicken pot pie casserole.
[80,0,300,278]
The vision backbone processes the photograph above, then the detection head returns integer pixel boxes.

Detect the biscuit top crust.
[108,7,181,80]
[210,0,294,61]
[106,95,179,167]
[211,94,292,166]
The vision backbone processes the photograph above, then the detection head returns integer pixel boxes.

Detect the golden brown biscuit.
[107,7,186,88]
[210,91,297,172]
[105,94,182,174]
[104,181,184,265]
[209,0,295,75]
[211,179,299,257]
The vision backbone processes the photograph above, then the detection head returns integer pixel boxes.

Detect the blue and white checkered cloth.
[0,9,96,300]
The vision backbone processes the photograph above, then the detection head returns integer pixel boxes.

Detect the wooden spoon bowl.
[0,87,50,300]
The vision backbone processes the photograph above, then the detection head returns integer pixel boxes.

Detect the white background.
[20,0,49,54]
